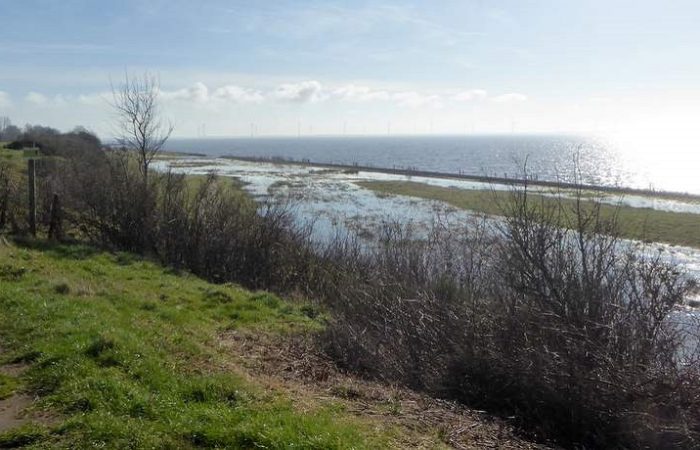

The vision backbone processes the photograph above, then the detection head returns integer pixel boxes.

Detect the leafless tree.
[111,72,173,184]
[0,116,10,134]
[0,116,13,141]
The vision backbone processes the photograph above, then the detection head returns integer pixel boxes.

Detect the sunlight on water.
[605,125,700,194]
[167,133,700,195]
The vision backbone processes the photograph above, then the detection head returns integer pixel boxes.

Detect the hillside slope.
[0,239,545,449]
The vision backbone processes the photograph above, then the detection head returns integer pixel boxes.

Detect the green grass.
[0,146,27,172]
[358,180,700,249]
[0,240,393,448]
[153,151,207,160]
[0,145,46,181]
[0,372,19,399]
[183,174,254,210]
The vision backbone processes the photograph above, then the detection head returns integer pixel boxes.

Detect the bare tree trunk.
[0,166,8,229]
[0,195,7,229]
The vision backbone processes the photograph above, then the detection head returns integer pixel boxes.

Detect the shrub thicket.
[319,190,699,448]
[0,161,25,231]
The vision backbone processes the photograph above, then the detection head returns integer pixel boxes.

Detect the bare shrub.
[0,161,27,233]
[320,187,700,448]
[466,187,697,447]
[59,155,319,293]
[61,151,156,251]
[320,218,496,390]
[164,174,319,292]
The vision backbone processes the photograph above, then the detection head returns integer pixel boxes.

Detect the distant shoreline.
[219,154,700,202]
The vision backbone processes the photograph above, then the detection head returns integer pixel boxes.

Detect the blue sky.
[1,0,700,139]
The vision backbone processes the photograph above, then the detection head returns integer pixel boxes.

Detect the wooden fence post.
[28,159,36,236]
[48,194,62,241]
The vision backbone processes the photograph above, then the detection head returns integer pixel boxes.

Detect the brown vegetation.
[218,330,549,449]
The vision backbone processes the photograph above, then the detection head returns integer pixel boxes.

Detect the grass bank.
[357,180,700,248]
[0,239,435,448]
[0,146,27,172]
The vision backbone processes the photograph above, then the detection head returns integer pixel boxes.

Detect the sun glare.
[604,116,700,193]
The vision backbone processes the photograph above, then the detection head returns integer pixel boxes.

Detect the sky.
[1,0,700,140]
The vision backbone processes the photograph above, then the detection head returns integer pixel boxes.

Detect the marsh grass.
[358,180,700,248]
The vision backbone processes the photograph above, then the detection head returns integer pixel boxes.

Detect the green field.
[0,144,45,181]
[0,240,434,448]
[357,180,700,249]
[0,145,27,172]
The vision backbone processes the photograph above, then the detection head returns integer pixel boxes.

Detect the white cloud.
[78,92,110,106]
[392,91,442,108]
[213,85,264,104]
[25,92,70,107]
[492,93,528,103]
[188,82,210,103]
[273,80,324,103]
[0,91,11,108]
[26,91,49,104]
[20,82,523,114]
[160,82,266,105]
[453,89,488,102]
[24,92,75,107]
[160,82,210,103]
[160,82,267,105]
[332,84,390,102]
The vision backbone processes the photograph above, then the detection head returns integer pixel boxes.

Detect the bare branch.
[111,71,173,184]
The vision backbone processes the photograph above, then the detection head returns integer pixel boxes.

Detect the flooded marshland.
[153,156,700,311]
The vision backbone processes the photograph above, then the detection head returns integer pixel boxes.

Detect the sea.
[165,134,700,195]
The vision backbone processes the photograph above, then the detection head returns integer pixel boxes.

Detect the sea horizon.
[165,133,700,195]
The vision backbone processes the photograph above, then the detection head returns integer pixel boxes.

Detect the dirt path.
[0,394,33,432]
[217,330,553,449]
[0,348,55,435]
[0,348,32,433]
